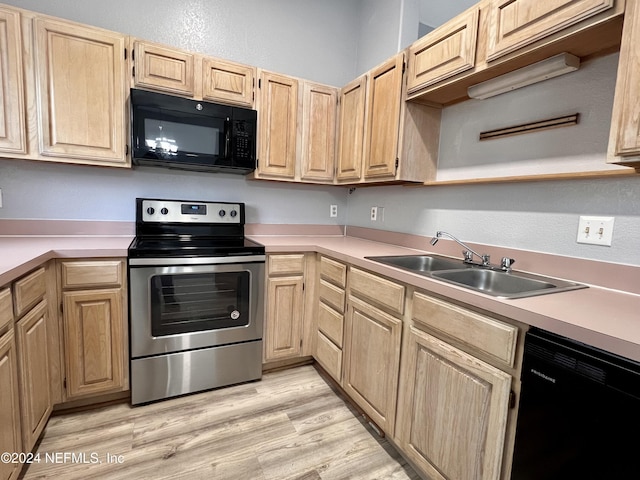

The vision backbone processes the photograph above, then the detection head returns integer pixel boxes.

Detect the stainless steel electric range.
[128,198,265,405]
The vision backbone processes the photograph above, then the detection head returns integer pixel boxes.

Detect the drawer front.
[319,279,345,314]
[320,256,347,288]
[412,291,518,367]
[349,267,405,316]
[318,301,344,348]
[0,288,13,332]
[13,267,46,318]
[316,331,342,382]
[268,254,305,276]
[61,260,124,289]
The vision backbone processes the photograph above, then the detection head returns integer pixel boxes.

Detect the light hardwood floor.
[20,365,420,479]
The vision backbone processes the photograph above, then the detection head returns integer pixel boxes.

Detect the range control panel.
[141,199,243,224]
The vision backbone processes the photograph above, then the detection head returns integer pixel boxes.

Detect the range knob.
[146,207,155,215]
[219,209,226,217]
[230,210,238,218]
[161,207,169,215]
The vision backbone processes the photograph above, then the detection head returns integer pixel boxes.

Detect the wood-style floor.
[20,365,419,479]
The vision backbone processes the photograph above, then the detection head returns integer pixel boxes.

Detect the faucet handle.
[501,257,515,270]
[463,250,474,262]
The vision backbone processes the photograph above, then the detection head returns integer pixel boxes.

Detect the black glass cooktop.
[128,236,265,258]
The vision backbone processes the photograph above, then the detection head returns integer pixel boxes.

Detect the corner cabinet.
[33,17,128,166]
[608,0,640,164]
[59,260,127,400]
[336,75,367,182]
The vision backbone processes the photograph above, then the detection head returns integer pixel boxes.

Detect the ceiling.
[418,0,477,28]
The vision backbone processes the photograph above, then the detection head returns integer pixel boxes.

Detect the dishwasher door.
[511,328,640,480]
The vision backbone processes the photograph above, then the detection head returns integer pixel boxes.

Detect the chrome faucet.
[430,231,515,271]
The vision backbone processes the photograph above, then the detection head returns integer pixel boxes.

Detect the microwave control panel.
[232,120,254,160]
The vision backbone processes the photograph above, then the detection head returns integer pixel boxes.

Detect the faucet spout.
[431,231,490,266]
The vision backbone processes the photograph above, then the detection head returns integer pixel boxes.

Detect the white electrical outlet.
[330,204,338,218]
[577,216,615,246]
[370,206,377,221]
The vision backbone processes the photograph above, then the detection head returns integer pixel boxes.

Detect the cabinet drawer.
[61,260,124,289]
[316,331,342,382]
[320,256,347,288]
[268,254,305,276]
[319,279,345,314]
[0,288,13,332]
[412,291,518,367]
[318,301,344,348]
[349,267,405,316]
[13,267,46,318]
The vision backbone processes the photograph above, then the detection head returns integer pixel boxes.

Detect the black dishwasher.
[511,327,640,479]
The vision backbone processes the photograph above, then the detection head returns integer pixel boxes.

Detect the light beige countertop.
[1,224,638,362]
[249,233,640,362]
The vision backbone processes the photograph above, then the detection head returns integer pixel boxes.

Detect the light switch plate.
[576,216,614,246]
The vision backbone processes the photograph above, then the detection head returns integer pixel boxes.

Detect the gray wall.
[1,0,638,267]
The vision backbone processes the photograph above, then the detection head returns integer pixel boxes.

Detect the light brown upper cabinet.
[336,75,367,182]
[132,41,196,96]
[608,0,640,165]
[0,7,26,156]
[255,70,299,179]
[363,54,404,180]
[33,17,128,166]
[486,0,615,61]
[131,40,255,107]
[202,58,255,107]
[300,82,338,182]
[407,7,480,94]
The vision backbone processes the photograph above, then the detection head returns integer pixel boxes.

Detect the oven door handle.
[128,255,265,266]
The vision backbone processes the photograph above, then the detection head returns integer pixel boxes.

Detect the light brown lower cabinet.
[0,327,22,480]
[59,260,128,400]
[62,289,125,398]
[15,300,52,453]
[396,326,512,480]
[343,295,402,436]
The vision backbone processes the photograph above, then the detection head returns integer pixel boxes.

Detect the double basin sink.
[366,254,586,299]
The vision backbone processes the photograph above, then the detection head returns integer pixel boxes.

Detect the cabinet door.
[336,75,366,182]
[133,41,195,96]
[363,54,404,180]
[486,0,615,61]
[203,58,255,107]
[407,8,479,93]
[397,326,511,480]
[264,276,304,361]
[257,71,298,178]
[609,0,640,161]
[33,18,127,166]
[0,7,26,156]
[300,82,338,182]
[63,289,125,399]
[0,329,22,480]
[343,296,401,436]
[16,300,52,452]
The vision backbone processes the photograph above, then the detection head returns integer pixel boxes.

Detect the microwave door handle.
[224,118,231,159]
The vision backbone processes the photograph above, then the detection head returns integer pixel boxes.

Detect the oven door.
[129,259,264,358]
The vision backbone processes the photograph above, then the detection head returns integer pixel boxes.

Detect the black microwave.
[130,89,257,174]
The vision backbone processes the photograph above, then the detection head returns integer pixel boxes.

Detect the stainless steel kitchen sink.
[365,254,471,274]
[366,254,586,299]
[430,268,586,299]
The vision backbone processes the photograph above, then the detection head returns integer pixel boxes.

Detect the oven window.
[150,271,250,337]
